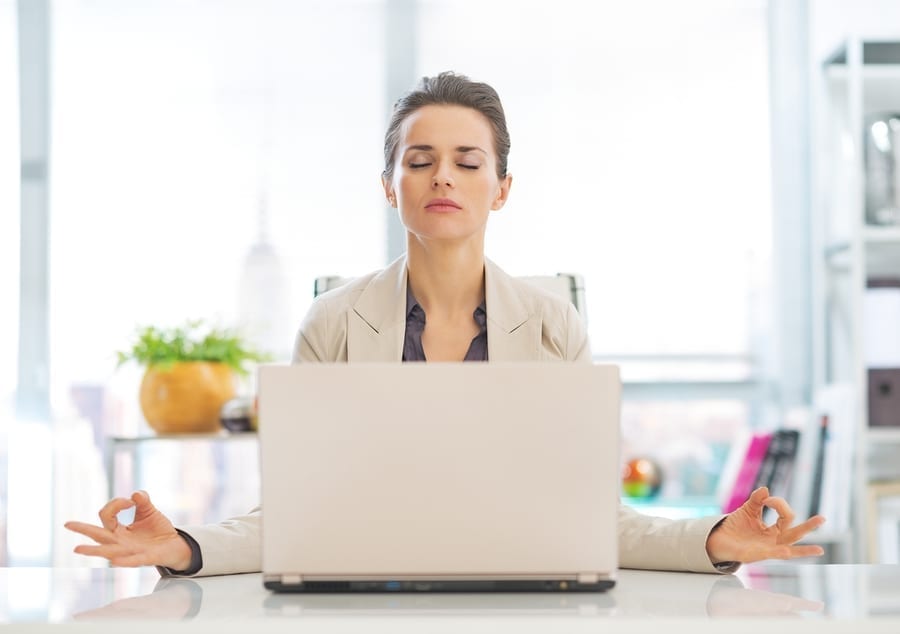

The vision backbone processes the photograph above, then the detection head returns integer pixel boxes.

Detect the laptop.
[257,362,621,593]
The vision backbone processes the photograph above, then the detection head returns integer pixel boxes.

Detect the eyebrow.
[403,144,487,155]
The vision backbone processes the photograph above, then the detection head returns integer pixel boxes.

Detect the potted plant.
[117,320,269,434]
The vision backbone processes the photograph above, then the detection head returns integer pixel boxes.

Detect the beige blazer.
[178,256,728,577]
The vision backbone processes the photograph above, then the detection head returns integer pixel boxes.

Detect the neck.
[405,236,485,317]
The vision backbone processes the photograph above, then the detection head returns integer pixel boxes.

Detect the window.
[417,0,771,365]
[48,0,388,425]
[1,0,19,406]
[1,0,20,566]
[416,0,771,503]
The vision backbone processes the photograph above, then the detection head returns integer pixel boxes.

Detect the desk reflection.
[261,589,617,617]
[67,567,830,621]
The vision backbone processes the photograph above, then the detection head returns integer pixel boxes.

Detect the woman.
[66,72,826,576]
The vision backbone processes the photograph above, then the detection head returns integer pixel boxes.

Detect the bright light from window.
[48,0,387,425]
[417,0,772,365]
[0,0,20,408]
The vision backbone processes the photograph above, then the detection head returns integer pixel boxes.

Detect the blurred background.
[3,0,900,568]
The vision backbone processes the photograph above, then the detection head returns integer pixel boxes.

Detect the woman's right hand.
[65,490,193,571]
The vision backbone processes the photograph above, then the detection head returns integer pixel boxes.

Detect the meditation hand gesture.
[706,487,826,565]
[65,490,192,571]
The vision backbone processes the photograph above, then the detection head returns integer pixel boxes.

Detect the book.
[723,431,774,513]
[814,384,857,531]
[765,429,800,498]
[807,415,828,517]
[752,430,781,491]
[758,429,801,524]
[715,429,751,512]
[783,406,821,521]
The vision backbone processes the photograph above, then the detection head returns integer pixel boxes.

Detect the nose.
[431,165,454,189]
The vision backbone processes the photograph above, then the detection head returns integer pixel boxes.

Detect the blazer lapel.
[347,255,408,362]
[484,258,542,361]
[347,256,542,362]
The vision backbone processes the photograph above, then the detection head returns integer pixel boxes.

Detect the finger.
[787,544,826,559]
[762,496,795,529]
[131,490,158,522]
[756,542,825,562]
[98,497,136,531]
[64,521,116,545]
[73,543,133,560]
[742,487,770,517]
[780,515,826,544]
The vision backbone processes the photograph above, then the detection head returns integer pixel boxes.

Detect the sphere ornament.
[622,457,663,499]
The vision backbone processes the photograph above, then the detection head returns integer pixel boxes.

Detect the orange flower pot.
[139,361,236,434]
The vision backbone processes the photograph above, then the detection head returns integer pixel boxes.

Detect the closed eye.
[408,162,479,170]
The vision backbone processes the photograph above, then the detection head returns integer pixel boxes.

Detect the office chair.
[313,272,587,321]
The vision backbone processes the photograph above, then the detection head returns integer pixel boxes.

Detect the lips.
[425,198,462,212]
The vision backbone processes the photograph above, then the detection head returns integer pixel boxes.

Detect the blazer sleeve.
[167,509,263,577]
[565,302,592,362]
[617,504,731,573]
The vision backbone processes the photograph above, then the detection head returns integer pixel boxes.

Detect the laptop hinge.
[281,574,302,585]
[577,572,599,584]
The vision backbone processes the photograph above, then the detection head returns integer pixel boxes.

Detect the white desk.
[2,564,899,632]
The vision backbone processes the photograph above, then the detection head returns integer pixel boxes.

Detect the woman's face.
[383,104,512,246]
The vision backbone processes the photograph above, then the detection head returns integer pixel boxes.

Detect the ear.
[381,174,396,207]
[490,173,513,211]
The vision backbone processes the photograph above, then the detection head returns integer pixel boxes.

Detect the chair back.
[313,272,587,321]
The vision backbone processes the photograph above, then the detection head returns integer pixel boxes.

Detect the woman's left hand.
[706,487,826,565]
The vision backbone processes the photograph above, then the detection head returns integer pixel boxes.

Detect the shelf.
[867,427,900,443]
[824,39,900,115]
[825,64,900,114]
[863,226,900,242]
[106,430,259,502]
[813,38,900,565]
[864,227,900,278]
[825,41,900,66]
[826,64,900,79]
[109,431,257,445]
[824,227,900,277]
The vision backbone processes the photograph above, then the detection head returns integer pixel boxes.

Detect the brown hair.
[383,71,511,182]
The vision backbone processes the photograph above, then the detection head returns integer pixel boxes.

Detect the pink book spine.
[723,433,773,513]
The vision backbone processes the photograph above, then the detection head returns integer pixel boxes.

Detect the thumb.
[131,490,157,516]
[131,489,152,503]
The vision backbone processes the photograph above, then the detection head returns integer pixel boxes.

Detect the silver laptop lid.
[258,363,620,586]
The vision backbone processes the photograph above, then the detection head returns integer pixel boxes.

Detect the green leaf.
[115,319,272,375]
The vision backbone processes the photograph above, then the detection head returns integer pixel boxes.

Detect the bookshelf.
[811,38,900,563]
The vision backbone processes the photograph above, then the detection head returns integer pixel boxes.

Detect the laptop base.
[264,578,616,593]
